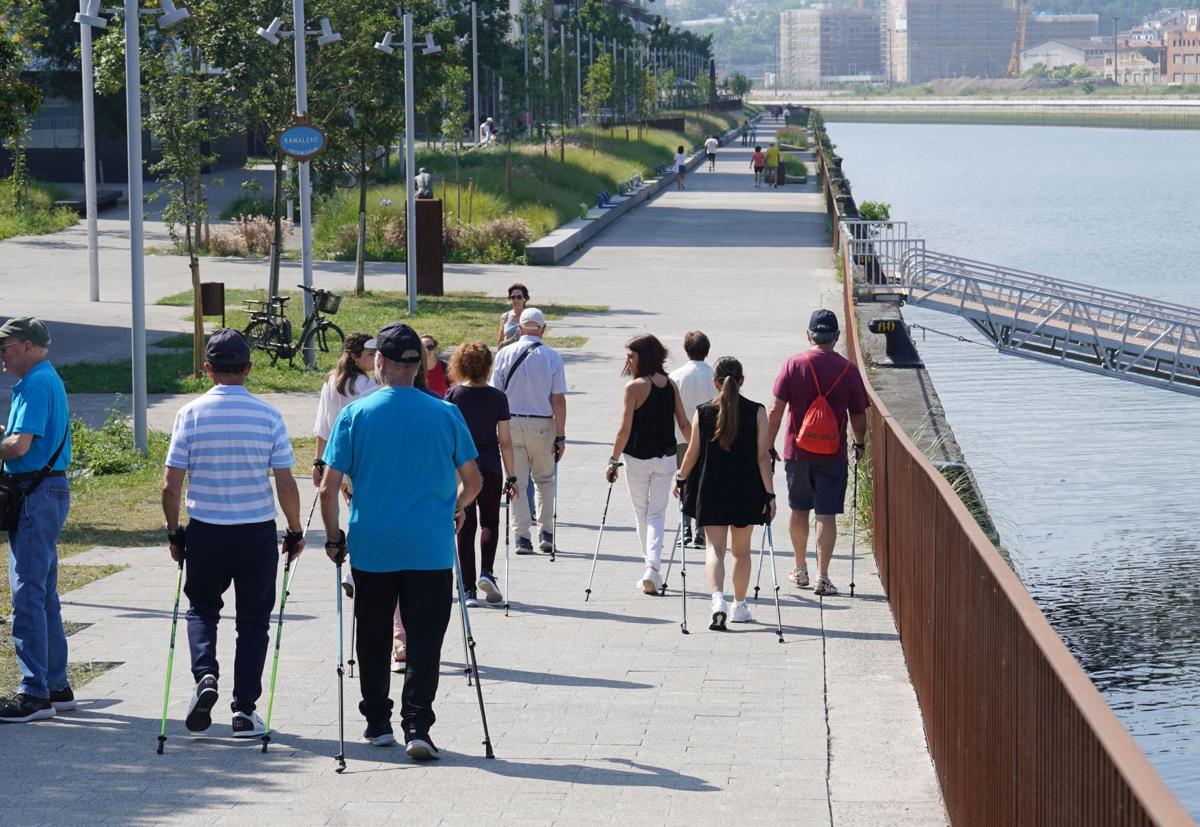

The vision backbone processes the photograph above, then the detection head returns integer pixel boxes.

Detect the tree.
[727,71,751,98]
[582,52,612,152]
[440,62,470,221]
[0,29,39,202]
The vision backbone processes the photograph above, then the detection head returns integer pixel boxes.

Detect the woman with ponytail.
[676,357,776,631]
[606,334,693,595]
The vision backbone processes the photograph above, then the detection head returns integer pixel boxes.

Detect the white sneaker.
[813,576,839,597]
[640,568,663,595]
[231,710,265,738]
[709,595,728,631]
[731,601,754,623]
[788,567,810,588]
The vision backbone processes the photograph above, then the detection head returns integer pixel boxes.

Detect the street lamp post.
[74,0,106,303]
[471,2,479,141]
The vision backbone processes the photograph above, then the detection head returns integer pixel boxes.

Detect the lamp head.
[373,31,395,54]
[455,33,469,48]
[256,16,282,44]
[157,0,190,30]
[422,32,441,54]
[317,17,342,45]
[74,0,107,28]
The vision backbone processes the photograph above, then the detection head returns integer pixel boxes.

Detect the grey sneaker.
[788,567,811,589]
[515,537,535,555]
[477,572,504,605]
[813,576,839,597]
[464,589,479,608]
[538,531,554,553]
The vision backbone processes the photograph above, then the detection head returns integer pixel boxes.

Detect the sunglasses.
[424,343,437,351]
[508,294,525,301]
[0,342,20,354]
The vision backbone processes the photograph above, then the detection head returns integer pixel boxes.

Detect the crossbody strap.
[501,341,543,393]
[1,424,68,494]
[803,351,852,398]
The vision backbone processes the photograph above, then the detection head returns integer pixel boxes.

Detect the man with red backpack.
[766,310,869,596]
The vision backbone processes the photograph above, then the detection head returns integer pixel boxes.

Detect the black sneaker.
[515,537,535,555]
[538,531,554,553]
[364,721,397,747]
[694,527,706,548]
[405,731,441,761]
[682,525,694,546]
[465,589,479,608]
[50,686,77,712]
[185,675,219,732]
[0,693,55,723]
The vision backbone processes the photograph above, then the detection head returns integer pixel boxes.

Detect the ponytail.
[711,356,745,451]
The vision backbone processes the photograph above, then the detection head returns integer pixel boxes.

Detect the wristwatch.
[313,458,326,469]
[283,528,304,551]
[164,523,185,547]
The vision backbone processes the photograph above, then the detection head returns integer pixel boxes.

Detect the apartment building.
[888,0,1016,83]
[780,7,883,87]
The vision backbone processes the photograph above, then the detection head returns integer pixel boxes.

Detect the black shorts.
[785,459,849,515]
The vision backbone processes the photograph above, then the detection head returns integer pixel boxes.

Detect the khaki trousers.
[510,416,556,542]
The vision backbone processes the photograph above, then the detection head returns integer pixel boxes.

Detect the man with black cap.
[320,322,481,758]
[0,317,73,723]
[161,328,305,738]
[766,310,869,597]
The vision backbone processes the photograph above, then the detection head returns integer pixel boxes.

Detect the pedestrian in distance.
[705,134,719,172]
[749,120,758,146]
[320,322,482,758]
[160,329,305,739]
[767,310,869,597]
[765,143,781,189]
[0,317,74,724]
[782,106,791,124]
[446,342,519,608]
[497,283,529,350]
[478,116,495,148]
[605,335,693,595]
[421,335,449,398]
[491,308,567,556]
[673,145,687,190]
[751,145,765,189]
[676,357,775,631]
[740,118,749,146]
[669,330,715,549]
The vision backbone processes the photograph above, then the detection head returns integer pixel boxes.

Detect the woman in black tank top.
[605,335,694,596]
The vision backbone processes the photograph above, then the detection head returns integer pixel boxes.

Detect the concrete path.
[0,121,946,825]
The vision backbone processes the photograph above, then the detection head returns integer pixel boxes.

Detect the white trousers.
[622,453,677,569]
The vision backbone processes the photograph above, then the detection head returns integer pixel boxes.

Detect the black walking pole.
[452,545,496,758]
[679,503,689,635]
[503,491,512,616]
[752,527,767,602]
[849,457,859,597]
[549,464,558,563]
[334,561,347,773]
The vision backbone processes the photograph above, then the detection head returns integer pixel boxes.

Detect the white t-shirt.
[704,137,718,154]
[314,372,379,440]
[669,360,716,444]
[673,151,686,171]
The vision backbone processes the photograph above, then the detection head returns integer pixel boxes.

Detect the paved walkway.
[0,121,946,825]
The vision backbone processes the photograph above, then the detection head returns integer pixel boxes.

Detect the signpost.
[278,117,328,161]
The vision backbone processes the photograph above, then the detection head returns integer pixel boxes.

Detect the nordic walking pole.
[347,613,356,678]
[155,558,185,755]
[503,491,512,616]
[334,562,347,773]
[584,468,619,601]
[752,527,767,602]
[453,540,496,758]
[679,503,689,635]
[849,457,859,598]
[549,464,557,562]
[659,521,680,595]
[765,522,784,643]
[262,497,316,753]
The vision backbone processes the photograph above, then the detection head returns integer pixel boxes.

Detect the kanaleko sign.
[278,117,327,161]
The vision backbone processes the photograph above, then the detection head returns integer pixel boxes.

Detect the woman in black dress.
[676,357,776,630]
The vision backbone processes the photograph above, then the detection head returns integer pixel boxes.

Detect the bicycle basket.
[315,291,342,315]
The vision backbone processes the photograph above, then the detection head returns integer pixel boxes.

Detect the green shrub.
[0,180,78,241]
[858,200,891,222]
[777,126,808,148]
[70,415,169,476]
[782,155,808,178]
[217,194,274,220]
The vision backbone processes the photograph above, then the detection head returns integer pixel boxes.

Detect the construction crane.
[1008,2,1029,77]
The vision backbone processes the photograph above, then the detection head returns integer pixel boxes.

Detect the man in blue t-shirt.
[320,322,481,759]
[0,317,73,723]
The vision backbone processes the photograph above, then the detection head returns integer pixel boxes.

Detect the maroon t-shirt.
[772,348,869,462]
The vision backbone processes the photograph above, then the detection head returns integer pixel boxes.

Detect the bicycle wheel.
[243,319,272,346]
[301,321,344,365]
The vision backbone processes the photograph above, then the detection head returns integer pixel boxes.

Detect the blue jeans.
[7,476,71,699]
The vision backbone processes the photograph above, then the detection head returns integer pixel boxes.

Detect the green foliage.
[440,63,472,149]
[776,126,807,149]
[781,155,808,179]
[0,25,42,200]
[858,200,891,222]
[584,53,614,135]
[217,194,274,220]
[70,415,169,476]
[0,180,77,240]
[726,72,752,97]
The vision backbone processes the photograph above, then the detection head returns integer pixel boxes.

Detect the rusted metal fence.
[814,121,1194,825]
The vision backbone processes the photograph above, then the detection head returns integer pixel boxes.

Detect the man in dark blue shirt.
[0,317,73,723]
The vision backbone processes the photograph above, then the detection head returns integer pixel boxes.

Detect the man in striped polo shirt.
[161,329,305,738]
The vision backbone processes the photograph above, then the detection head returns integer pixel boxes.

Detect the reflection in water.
[833,122,1200,816]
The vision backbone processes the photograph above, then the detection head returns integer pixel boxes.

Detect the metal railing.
[836,225,1194,825]
[842,219,924,288]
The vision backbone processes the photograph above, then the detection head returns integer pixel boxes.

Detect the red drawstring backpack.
[795,352,850,455]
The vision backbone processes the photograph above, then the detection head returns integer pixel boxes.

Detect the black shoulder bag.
[0,428,69,532]
[501,341,542,392]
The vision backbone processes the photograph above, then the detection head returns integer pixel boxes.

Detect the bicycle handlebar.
[296,284,327,295]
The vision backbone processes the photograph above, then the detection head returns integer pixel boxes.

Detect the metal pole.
[293,0,316,366]
[523,14,530,136]
[404,12,418,315]
[575,28,581,124]
[124,0,147,452]
[560,23,565,125]
[471,1,479,142]
[79,3,100,303]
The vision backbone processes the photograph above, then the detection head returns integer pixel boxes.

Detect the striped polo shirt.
[165,384,295,525]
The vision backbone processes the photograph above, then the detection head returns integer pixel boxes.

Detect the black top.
[625,378,677,460]
[684,396,767,527]
[445,384,510,473]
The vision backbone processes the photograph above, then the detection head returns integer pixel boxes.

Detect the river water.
[831,122,1200,817]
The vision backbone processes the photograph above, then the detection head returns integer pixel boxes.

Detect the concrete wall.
[780,10,822,88]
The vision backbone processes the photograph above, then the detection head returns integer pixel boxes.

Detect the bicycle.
[242,284,345,367]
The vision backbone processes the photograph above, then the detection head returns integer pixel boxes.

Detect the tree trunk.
[186,223,203,378]
[270,154,283,298]
[355,146,367,295]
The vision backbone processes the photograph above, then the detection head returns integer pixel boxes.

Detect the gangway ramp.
[842,220,1200,397]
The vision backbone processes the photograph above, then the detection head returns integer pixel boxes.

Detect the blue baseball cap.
[808,309,839,343]
[205,328,251,367]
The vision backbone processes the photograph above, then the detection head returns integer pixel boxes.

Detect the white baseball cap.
[519,307,546,328]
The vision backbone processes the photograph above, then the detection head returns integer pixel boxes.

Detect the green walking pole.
[261,498,316,753]
[156,558,185,755]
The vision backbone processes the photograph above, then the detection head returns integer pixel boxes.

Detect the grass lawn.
[0,432,319,696]
[0,181,78,242]
[56,290,606,395]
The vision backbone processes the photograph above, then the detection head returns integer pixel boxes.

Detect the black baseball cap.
[366,322,422,364]
[808,309,839,344]
[205,328,251,367]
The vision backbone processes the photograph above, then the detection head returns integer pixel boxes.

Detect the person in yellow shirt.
[764,144,780,189]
